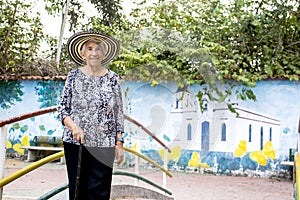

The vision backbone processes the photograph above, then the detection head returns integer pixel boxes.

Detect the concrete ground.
[1,158,294,200]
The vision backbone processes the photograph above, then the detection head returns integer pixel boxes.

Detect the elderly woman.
[58,31,124,200]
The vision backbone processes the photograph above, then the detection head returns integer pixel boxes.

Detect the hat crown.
[66,31,120,66]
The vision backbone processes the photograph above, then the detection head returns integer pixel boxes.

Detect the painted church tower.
[170,86,199,150]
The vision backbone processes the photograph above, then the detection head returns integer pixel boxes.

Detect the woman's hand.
[115,142,124,165]
[72,125,85,144]
[63,117,85,144]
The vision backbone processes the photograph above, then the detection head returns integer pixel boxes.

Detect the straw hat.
[66,31,120,66]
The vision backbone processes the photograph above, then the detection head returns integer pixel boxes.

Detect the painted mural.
[0,79,299,177]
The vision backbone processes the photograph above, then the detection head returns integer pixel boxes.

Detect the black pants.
[63,142,115,200]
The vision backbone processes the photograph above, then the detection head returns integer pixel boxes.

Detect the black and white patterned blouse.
[58,69,124,147]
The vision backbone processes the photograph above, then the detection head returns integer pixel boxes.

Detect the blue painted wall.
[0,79,299,176]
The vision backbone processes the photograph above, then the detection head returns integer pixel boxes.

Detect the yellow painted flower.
[250,151,267,166]
[249,141,276,166]
[158,146,181,163]
[6,140,12,149]
[169,146,181,163]
[234,140,247,157]
[188,159,200,168]
[13,143,24,155]
[188,151,200,168]
[21,135,30,147]
[187,151,211,169]
[262,141,276,160]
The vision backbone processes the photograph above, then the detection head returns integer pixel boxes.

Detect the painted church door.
[201,121,209,152]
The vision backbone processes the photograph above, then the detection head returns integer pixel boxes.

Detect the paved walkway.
[1,158,294,200]
[1,159,173,200]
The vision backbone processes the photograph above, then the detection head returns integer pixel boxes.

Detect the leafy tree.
[0,0,299,111]
[43,0,123,31]
[0,0,124,75]
[110,0,299,109]
[88,0,123,27]
[0,0,45,74]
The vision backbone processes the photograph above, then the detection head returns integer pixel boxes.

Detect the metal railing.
[0,151,64,188]
[0,106,172,199]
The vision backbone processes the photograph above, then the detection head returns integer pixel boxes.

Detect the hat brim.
[66,31,120,66]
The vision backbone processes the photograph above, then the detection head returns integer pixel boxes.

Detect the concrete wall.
[1,79,299,176]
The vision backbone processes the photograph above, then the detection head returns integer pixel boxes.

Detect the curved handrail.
[37,183,68,200]
[0,106,173,197]
[0,151,64,188]
[124,147,172,177]
[0,106,57,127]
[113,171,172,195]
[124,115,171,152]
[37,171,172,200]
[0,106,171,152]
[0,147,172,188]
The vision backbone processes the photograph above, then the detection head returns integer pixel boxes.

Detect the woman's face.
[81,41,106,67]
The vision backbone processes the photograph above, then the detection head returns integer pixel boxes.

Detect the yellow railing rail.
[0,151,64,188]
[124,147,172,177]
[295,117,300,200]
[295,152,300,200]
[0,147,172,188]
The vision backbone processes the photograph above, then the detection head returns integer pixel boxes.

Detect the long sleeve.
[114,76,124,134]
[57,70,75,125]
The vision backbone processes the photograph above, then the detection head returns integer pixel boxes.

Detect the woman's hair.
[81,39,107,55]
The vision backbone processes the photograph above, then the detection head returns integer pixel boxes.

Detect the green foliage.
[43,0,85,31]
[0,0,124,76]
[0,0,299,109]
[88,0,123,27]
[114,0,299,109]
[0,0,45,74]
[43,0,123,31]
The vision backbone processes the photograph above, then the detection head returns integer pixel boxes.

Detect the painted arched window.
[249,124,252,142]
[260,127,264,150]
[175,98,179,109]
[187,124,192,140]
[221,123,226,141]
[269,127,272,141]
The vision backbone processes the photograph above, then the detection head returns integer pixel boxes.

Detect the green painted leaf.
[39,125,46,131]
[12,123,20,129]
[20,125,28,133]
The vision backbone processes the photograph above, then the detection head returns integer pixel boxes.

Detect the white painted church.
[169,86,281,154]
